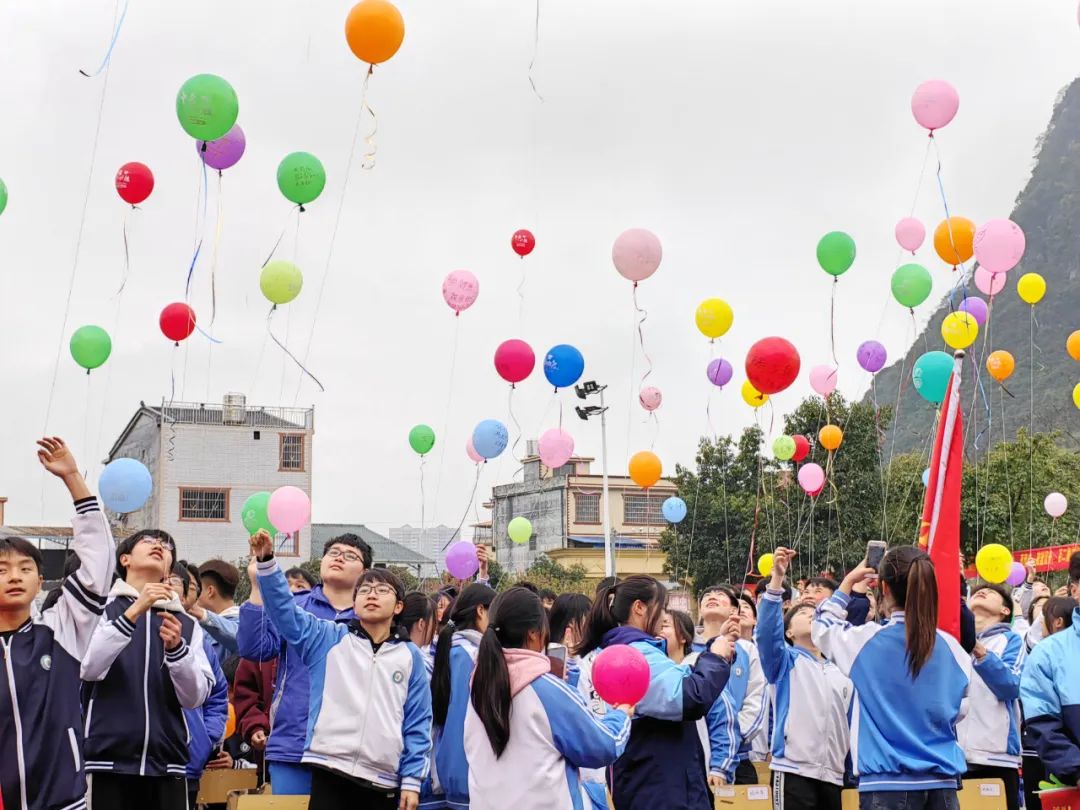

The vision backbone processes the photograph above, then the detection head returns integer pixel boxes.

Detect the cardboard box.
[197,770,259,805]
[841,780,1008,810]
[713,784,772,808]
[225,786,309,810]
[752,762,771,786]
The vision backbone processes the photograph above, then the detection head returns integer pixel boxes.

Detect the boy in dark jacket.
[0,438,115,810]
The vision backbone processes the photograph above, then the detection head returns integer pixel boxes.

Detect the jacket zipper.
[1,636,29,810]
[140,610,151,776]
[68,727,82,771]
[351,641,378,773]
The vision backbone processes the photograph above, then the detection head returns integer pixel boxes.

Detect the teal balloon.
[0,178,7,215]
[912,351,953,404]
[176,74,239,142]
[70,325,112,371]
[891,263,933,309]
[816,231,856,277]
[241,491,277,536]
[409,424,435,455]
[277,152,326,206]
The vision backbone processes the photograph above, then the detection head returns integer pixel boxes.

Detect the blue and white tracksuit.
[811,592,971,793]
[757,588,851,786]
[256,558,433,793]
[956,623,1025,769]
[183,634,229,780]
[0,497,114,810]
[1020,606,1080,785]
[575,648,613,810]
[431,629,482,809]
[197,604,241,663]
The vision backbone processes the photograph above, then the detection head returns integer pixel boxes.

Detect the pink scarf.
[503,648,552,697]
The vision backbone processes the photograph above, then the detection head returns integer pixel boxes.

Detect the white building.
[388,524,456,577]
[106,395,314,566]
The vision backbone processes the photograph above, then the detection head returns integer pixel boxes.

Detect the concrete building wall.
[108,412,163,530]
[492,479,567,571]
[389,524,455,576]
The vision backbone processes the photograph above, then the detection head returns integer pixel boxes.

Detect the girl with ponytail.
[465,588,631,810]
[812,546,971,809]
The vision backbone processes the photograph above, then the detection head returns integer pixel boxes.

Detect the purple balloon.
[198,125,246,171]
[706,358,733,387]
[958,296,989,327]
[856,340,887,373]
[1005,561,1026,587]
[445,541,479,579]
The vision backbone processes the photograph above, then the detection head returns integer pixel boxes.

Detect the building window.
[575,493,601,524]
[276,531,299,557]
[179,488,229,522]
[279,434,305,471]
[623,493,664,525]
[528,536,537,551]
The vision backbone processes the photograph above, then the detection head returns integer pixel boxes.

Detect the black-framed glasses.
[138,536,175,552]
[326,548,363,564]
[356,584,395,597]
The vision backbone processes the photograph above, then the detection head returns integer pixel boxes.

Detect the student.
[757,548,851,810]
[218,656,260,771]
[957,583,1025,810]
[548,592,591,688]
[812,547,971,809]
[285,567,317,593]
[576,575,733,810]
[430,583,496,809]
[465,587,632,810]
[237,531,370,795]
[737,593,757,642]
[189,559,242,661]
[802,577,839,606]
[233,654,276,775]
[398,591,437,670]
[250,530,431,810]
[174,561,201,612]
[539,588,557,612]
[434,588,458,626]
[0,438,115,810]
[659,609,696,664]
[82,527,216,810]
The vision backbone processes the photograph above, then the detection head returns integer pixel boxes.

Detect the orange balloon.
[1068,330,1080,362]
[225,703,237,738]
[986,350,1015,383]
[818,424,843,451]
[629,451,662,489]
[933,217,976,266]
[345,0,405,65]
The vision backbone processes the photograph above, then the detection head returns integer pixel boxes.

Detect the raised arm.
[540,675,631,769]
[636,639,732,722]
[811,565,883,678]
[196,609,240,656]
[973,632,1025,702]
[757,548,796,684]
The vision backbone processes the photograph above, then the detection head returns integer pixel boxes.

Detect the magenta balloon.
[267,486,311,534]
[973,219,1026,274]
[707,358,733,387]
[538,428,574,468]
[974,267,1006,297]
[1005,561,1027,587]
[494,339,535,384]
[856,340,887,373]
[466,437,483,464]
[639,386,662,412]
[592,644,650,706]
[798,463,825,494]
[911,79,960,132]
[809,364,838,396]
[895,217,926,253]
[445,541,479,579]
[957,296,988,327]
[198,125,246,171]
[442,270,479,314]
[612,228,662,283]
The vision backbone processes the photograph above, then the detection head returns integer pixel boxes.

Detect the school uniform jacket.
[80,580,215,779]
[1020,606,1080,785]
[256,558,433,793]
[433,629,482,808]
[956,623,1025,768]
[0,498,114,810]
[183,633,229,779]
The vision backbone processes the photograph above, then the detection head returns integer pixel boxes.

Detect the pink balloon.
[1045,492,1068,519]
[911,80,960,132]
[895,217,926,253]
[798,463,825,494]
[638,386,662,412]
[974,267,1006,297]
[442,270,479,314]
[612,228,662,283]
[592,644,650,706]
[1006,561,1027,587]
[466,438,483,464]
[267,486,311,534]
[973,219,1026,275]
[538,428,574,468]
[445,541,479,579]
[494,339,535,384]
[809,364,838,397]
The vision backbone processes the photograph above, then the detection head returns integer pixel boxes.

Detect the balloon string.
[359,65,378,171]
[932,136,970,278]
[443,463,484,552]
[999,385,1015,546]
[116,206,135,296]
[829,278,839,365]
[649,412,659,451]
[261,205,302,268]
[184,158,210,298]
[633,283,652,390]
[209,171,225,325]
[1028,306,1034,552]
[431,316,461,530]
[79,0,129,77]
[419,455,427,548]
[527,0,544,102]
[267,306,325,392]
[517,261,526,329]
[508,385,523,467]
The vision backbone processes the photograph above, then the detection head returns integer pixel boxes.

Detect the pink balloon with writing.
[973,219,1025,275]
[442,270,479,314]
[809,364,838,396]
[911,80,959,132]
[895,217,925,253]
[639,386,662,412]
[612,228,662,283]
[538,428,575,468]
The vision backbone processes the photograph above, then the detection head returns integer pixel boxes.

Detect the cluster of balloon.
[446,541,479,579]
[662,496,687,523]
[545,344,584,391]
[408,424,435,456]
[1005,561,1027,588]
[278,152,326,208]
[745,337,800,395]
[941,312,979,350]
[70,325,112,372]
[911,79,960,135]
[160,302,197,345]
[199,125,246,171]
[242,491,277,537]
[857,341,887,374]
[758,553,774,578]
[494,339,535,386]
[538,428,574,468]
[472,419,509,460]
[975,543,1012,584]
[176,74,240,143]
[261,260,304,307]
[508,516,533,545]
[628,451,662,489]
[0,177,7,215]
[696,299,734,341]
[99,458,153,513]
[639,387,662,412]
[511,229,536,258]
[707,358,733,388]
[1045,492,1068,519]
[895,217,925,254]
[345,0,406,65]
[591,644,650,706]
[268,486,312,534]
[798,463,825,497]
[911,350,954,404]
[891,263,932,310]
[115,162,154,206]
[809,364,837,397]
[443,270,479,316]
[986,350,1015,384]
[1069,331,1080,410]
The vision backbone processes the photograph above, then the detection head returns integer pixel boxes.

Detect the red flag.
[918,361,963,640]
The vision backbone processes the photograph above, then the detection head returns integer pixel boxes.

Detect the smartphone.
[548,644,567,663]
[866,541,887,572]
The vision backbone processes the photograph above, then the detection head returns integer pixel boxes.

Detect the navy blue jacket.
[1020,606,1080,785]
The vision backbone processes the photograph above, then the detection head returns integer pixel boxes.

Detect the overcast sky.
[1,0,1077,539]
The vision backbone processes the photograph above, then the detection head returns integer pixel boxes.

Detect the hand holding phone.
[865,541,887,572]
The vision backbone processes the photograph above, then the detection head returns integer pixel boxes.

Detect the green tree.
[497,554,589,594]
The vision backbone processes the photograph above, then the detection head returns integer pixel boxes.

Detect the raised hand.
[159,611,183,651]
[770,547,795,588]
[37,437,90,500]
[125,582,174,623]
[249,529,274,561]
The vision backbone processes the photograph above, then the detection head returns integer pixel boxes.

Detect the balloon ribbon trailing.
[79,0,129,77]
[267,306,325,392]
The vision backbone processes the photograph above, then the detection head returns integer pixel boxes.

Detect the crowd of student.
[1,438,1079,810]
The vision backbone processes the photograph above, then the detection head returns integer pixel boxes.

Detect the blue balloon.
[543,344,585,389]
[472,419,509,460]
[662,496,687,523]
[99,457,153,513]
[911,350,953,404]
[921,468,930,487]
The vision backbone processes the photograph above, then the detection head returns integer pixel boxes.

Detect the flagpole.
[927,350,965,554]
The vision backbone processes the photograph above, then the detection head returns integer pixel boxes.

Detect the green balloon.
[816,231,856,277]
[508,516,533,545]
[176,74,239,142]
[890,263,933,309]
[260,260,303,306]
[277,152,326,206]
[0,178,7,216]
[70,325,111,371]
[409,424,436,455]
[773,435,796,461]
[912,350,954,404]
[241,491,277,537]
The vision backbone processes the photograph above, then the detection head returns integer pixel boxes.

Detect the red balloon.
[160,303,196,343]
[511,229,536,257]
[792,435,810,463]
[494,339,535,384]
[745,337,801,395]
[592,644,650,706]
[115,162,154,206]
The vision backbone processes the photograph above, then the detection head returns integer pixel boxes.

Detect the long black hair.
[1042,596,1077,634]
[576,575,667,657]
[470,587,548,758]
[666,609,695,656]
[397,591,436,643]
[880,546,938,679]
[548,593,591,646]
[431,583,495,726]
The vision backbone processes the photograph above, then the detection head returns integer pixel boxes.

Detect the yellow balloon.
[1017,272,1046,305]
[941,311,978,350]
[1074,382,1080,410]
[695,298,734,340]
[758,553,774,578]
[975,543,1013,584]
[741,380,768,408]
